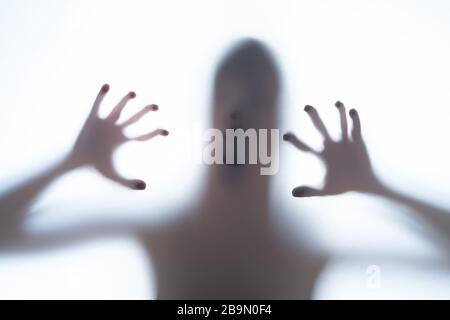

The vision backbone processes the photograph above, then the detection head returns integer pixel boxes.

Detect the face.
[212,39,280,132]
[210,39,281,173]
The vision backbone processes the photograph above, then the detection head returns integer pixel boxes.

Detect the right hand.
[283,101,379,197]
[68,84,169,190]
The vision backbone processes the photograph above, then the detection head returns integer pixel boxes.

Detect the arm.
[370,181,450,247]
[0,156,74,243]
[0,84,168,247]
[283,101,450,252]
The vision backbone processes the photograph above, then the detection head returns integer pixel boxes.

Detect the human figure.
[0,39,448,299]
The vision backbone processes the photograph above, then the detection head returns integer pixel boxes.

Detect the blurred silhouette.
[0,39,449,299]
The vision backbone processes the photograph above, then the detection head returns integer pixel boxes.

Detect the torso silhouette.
[142,219,324,299]
[138,169,326,299]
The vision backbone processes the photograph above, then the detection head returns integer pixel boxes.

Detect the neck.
[199,164,272,231]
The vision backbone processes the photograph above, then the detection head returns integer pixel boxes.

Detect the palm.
[69,84,168,190]
[320,137,375,195]
[284,102,377,197]
[74,114,126,166]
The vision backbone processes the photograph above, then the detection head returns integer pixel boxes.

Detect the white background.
[0,0,449,299]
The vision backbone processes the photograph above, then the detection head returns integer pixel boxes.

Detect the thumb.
[292,186,324,198]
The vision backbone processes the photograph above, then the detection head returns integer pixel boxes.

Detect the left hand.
[68,84,169,190]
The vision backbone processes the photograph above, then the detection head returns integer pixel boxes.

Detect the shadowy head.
[212,39,281,131]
